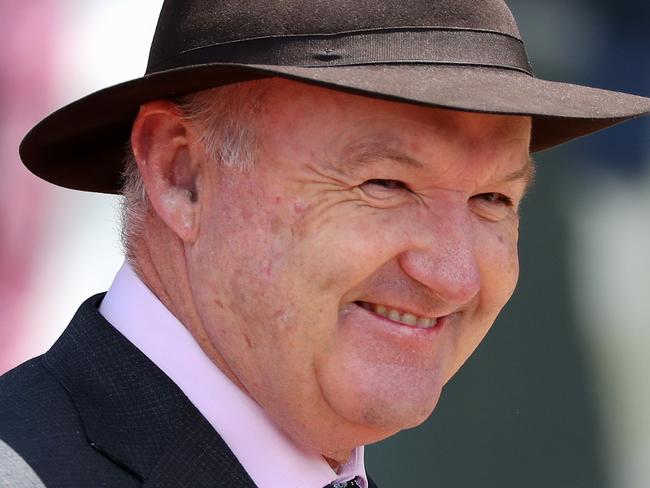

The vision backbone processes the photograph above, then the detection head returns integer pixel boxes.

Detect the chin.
[323,379,444,444]
[365,388,441,431]
[318,367,446,434]
[293,385,441,458]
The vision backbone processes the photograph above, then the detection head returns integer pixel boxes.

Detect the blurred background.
[0,1,648,487]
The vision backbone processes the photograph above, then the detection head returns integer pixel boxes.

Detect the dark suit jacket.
[0,295,378,488]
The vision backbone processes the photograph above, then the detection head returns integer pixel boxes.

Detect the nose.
[398,208,480,306]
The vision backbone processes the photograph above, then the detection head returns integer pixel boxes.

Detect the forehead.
[254,78,532,174]
[259,78,530,143]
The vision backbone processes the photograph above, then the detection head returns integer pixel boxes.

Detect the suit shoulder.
[0,357,139,487]
[0,356,84,443]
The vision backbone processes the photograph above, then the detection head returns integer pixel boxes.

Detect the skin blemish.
[293,201,310,214]
[244,334,253,349]
[270,216,285,235]
[498,235,505,244]
[272,308,287,320]
[409,140,422,154]
[275,196,282,204]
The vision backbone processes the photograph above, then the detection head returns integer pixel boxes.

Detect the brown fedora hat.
[20,0,650,194]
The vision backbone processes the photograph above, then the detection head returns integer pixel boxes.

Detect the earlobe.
[131,101,201,244]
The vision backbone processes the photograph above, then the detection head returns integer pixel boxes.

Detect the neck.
[129,216,243,390]
[129,223,192,327]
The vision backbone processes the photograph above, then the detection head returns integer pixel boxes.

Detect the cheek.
[477,224,520,305]
[290,206,418,297]
[189,184,287,321]
[194,187,336,337]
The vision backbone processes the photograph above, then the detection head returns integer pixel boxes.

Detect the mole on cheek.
[497,234,505,244]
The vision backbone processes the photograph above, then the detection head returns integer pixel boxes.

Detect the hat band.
[148,27,533,76]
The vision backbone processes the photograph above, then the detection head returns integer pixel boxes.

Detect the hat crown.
[148,0,521,72]
[21,0,650,195]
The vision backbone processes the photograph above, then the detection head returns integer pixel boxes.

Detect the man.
[2,1,649,487]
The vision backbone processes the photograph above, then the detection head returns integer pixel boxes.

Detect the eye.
[358,179,412,202]
[360,179,410,191]
[470,192,515,221]
[356,178,413,205]
[475,192,513,206]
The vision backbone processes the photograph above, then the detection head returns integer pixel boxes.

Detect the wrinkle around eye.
[469,194,518,222]
[357,178,417,204]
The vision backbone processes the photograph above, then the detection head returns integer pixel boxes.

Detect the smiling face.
[184,79,532,458]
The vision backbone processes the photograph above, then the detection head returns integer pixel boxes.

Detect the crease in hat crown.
[147,0,523,72]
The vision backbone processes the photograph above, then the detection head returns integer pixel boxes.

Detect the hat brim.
[20,63,650,194]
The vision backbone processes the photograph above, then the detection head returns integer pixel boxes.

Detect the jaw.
[306,301,451,435]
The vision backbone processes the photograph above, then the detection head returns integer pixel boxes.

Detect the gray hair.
[120,81,268,262]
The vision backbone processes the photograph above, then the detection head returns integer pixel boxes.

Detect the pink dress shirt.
[99,262,368,488]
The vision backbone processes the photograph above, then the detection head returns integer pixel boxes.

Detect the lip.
[348,301,447,336]
[355,300,440,326]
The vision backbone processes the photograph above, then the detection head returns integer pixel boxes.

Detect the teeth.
[359,302,438,329]
[417,316,434,328]
[401,313,417,326]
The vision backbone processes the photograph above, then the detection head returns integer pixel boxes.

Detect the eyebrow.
[499,155,536,190]
[341,141,536,189]
[340,142,424,170]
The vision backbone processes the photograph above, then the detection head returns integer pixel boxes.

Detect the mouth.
[354,301,440,329]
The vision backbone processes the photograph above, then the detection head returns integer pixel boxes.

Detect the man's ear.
[130,101,202,243]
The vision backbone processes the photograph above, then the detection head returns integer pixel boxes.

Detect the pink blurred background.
[0,0,160,372]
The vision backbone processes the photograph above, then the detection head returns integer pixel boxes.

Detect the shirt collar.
[99,261,368,488]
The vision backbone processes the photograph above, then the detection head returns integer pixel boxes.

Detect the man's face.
[185,79,532,456]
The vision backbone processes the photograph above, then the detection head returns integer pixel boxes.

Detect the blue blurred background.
[1,1,648,487]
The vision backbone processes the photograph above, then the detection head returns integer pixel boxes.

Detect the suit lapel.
[42,294,257,487]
